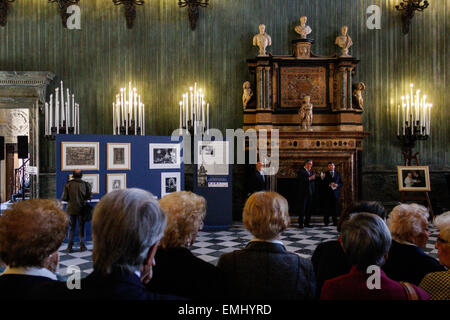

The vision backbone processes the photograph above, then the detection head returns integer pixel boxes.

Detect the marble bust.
[253,24,272,56]
[295,16,312,39]
[335,25,353,57]
[298,95,313,131]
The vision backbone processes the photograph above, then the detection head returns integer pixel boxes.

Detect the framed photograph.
[397,166,431,192]
[69,174,100,194]
[149,143,181,169]
[197,141,229,176]
[107,143,131,170]
[61,142,99,171]
[161,172,181,197]
[107,173,127,193]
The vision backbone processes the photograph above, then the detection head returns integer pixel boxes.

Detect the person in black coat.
[311,201,387,298]
[35,188,172,300]
[0,199,68,300]
[218,192,316,300]
[148,191,225,300]
[297,159,316,228]
[383,203,445,285]
[320,161,343,226]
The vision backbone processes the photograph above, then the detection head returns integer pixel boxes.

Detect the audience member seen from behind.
[148,191,225,299]
[321,213,429,300]
[383,204,445,285]
[419,211,450,300]
[41,188,172,300]
[218,191,316,300]
[311,201,386,297]
[0,199,68,299]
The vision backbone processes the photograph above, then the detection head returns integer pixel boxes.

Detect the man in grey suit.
[62,169,92,252]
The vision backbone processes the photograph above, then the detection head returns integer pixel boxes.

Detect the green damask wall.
[1,0,448,212]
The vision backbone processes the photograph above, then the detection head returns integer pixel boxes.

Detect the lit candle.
[66,89,70,129]
[397,104,400,136]
[65,102,68,133]
[60,81,65,123]
[76,104,79,134]
[45,102,48,135]
[125,101,128,134]
[120,88,124,125]
[72,94,75,127]
[134,88,137,135]
[113,102,116,134]
[142,104,145,135]
[202,100,205,133]
[207,103,209,132]
[428,104,431,135]
[49,94,53,131]
[402,103,406,135]
[55,88,59,133]
[179,101,183,130]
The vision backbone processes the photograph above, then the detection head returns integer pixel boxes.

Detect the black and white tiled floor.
[57,223,440,279]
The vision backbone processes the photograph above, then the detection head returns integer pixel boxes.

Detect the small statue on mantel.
[295,16,312,39]
[242,81,253,109]
[352,82,366,110]
[298,95,313,131]
[335,25,353,57]
[253,24,272,57]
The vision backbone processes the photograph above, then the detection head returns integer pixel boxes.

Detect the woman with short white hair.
[382,203,445,285]
[419,211,450,300]
[217,191,316,300]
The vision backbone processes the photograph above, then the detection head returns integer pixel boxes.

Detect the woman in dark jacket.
[147,191,225,300]
[217,191,316,300]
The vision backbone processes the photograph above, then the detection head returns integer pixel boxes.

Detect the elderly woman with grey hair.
[382,204,445,286]
[321,213,429,300]
[419,211,450,300]
[37,188,174,300]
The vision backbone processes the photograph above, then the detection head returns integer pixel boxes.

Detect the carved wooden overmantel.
[0,71,55,198]
[243,40,368,216]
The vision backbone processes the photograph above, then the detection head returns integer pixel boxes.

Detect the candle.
[428,104,431,135]
[45,102,48,135]
[66,89,70,128]
[72,94,75,127]
[207,103,209,132]
[65,102,69,133]
[60,81,64,123]
[143,104,145,135]
[397,104,400,136]
[402,103,406,135]
[202,100,205,133]
[55,88,59,133]
[179,101,183,130]
[113,102,116,134]
[49,94,53,130]
[77,104,80,134]
[121,88,124,126]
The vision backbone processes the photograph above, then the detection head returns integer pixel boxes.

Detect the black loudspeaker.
[17,136,28,159]
[0,136,4,161]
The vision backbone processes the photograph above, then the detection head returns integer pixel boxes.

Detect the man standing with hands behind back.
[297,159,316,229]
[320,162,343,226]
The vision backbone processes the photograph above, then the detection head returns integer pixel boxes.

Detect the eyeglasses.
[437,237,449,244]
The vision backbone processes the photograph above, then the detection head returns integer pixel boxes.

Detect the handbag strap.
[399,281,419,300]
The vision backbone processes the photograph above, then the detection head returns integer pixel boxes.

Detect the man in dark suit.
[297,159,316,228]
[253,161,266,192]
[320,161,343,226]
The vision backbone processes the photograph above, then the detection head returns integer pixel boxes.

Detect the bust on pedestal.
[292,16,313,59]
[253,24,272,57]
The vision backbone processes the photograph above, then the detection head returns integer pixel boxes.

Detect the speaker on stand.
[17,136,28,201]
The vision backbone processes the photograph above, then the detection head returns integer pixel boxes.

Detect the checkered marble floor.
[57,223,440,279]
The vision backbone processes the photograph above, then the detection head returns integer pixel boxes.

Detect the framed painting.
[61,141,99,171]
[107,173,127,193]
[107,143,131,170]
[397,166,431,192]
[149,143,181,169]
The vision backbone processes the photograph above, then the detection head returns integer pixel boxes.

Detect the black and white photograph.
[61,141,99,171]
[149,143,181,169]
[69,173,99,194]
[107,173,127,193]
[161,172,181,197]
[197,141,229,176]
[397,166,431,192]
[200,144,214,156]
[107,143,131,170]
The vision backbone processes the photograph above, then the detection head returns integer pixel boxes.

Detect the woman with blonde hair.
[0,199,68,299]
[147,191,225,300]
[383,203,444,285]
[217,191,316,300]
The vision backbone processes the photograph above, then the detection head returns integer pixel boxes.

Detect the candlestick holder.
[397,120,428,165]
